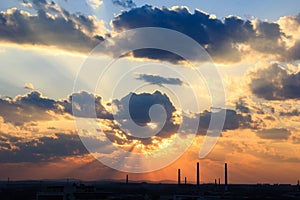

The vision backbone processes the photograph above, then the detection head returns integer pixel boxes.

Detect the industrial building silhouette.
[1,162,300,200]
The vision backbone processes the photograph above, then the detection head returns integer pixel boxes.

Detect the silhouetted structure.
[184,177,187,185]
[126,175,128,184]
[218,178,221,185]
[196,162,200,186]
[1,179,299,200]
[178,169,181,185]
[225,163,228,185]
[225,163,228,190]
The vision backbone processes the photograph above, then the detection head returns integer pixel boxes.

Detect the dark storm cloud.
[136,74,184,86]
[249,21,285,55]
[17,91,57,110]
[111,5,293,63]
[256,128,291,140]
[112,6,251,63]
[196,109,255,134]
[112,0,136,8]
[0,1,104,53]
[132,49,184,64]
[62,91,112,119]
[0,132,88,163]
[235,98,250,113]
[223,109,254,130]
[249,63,300,100]
[280,109,300,117]
[113,91,176,124]
[0,90,257,137]
[21,0,97,33]
[106,91,258,147]
[256,21,282,39]
[1,2,299,62]
[0,91,112,125]
[0,90,263,163]
[111,91,179,144]
[0,92,60,125]
[111,91,246,147]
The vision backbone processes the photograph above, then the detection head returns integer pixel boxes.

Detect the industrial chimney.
[178,169,181,185]
[197,162,200,186]
[126,174,128,184]
[225,163,228,190]
[225,163,228,185]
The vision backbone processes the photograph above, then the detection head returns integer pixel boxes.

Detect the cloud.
[0,1,105,53]
[280,109,300,117]
[286,41,300,61]
[197,109,255,134]
[1,3,299,64]
[249,63,300,100]
[256,21,282,39]
[132,49,185,64]
[17,91,57,110]
[256,128,291,140]
[0,90,257,139]
[235,98,250,113]
[278,13,300,59]
[0,89,270,163]
[113,91,176,124]
[62,91,113,119]
[0,88,283,156]
[136,74,184,86]
[269,13,300,63]
[107,91,179,146]
[24,83,34,90]
[111,6,297,63]
[86,0,103,9]
[0,92,59,125]
[0,91,112,126]
[21,0,47,9]
[111,6,251,63]
[112,0,136,8]
[248,20,285,55]
[104,91,258,148]
[0,132,88,163]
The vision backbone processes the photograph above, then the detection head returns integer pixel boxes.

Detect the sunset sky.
[0,0,300,184]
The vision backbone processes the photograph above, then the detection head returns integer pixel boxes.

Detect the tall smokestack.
[225,163,228,190]
[178,169,181,185]
[185,177,187,185]
[197,162,200,186]
[126,174,128,184]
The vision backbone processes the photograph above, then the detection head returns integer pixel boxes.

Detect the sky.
[0,0,300,184]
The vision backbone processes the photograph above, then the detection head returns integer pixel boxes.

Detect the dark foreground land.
[0,180,300,200]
